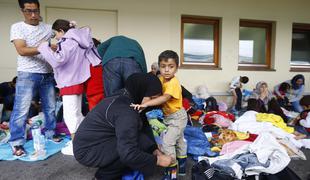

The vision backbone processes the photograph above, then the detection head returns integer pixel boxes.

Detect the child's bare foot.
[294,131,307,140]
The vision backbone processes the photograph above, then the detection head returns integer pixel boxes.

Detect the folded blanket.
[0,137,70,161]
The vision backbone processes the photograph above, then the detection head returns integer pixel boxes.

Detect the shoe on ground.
[61,140,73,156]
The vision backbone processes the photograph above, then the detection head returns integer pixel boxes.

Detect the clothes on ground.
[256,113,294,133]
[207,133,291,179]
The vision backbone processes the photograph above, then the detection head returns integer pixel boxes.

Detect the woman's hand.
[50,44,57,52]
[153,149,163,156]
[156,154,174,167]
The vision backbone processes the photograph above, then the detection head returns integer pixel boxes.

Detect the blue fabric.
[192,97,205,110]
[291,101,303,113]
[9,72,56,147]
[242,89,252,98]
[122,170,144,180]
[145,109,164,120]
[184,126,214,159]
[0,137,70,161]
[103,57,142,97]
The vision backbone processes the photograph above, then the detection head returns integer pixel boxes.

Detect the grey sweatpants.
[161,108,188,159]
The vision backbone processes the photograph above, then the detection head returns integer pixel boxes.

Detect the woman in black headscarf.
[73,73,173,180]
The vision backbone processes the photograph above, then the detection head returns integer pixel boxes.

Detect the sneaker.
[177,157,187,176]
[162,165,177,180]
[61,140,73,156]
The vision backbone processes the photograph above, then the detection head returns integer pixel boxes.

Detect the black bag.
[205,97,219,112]
[192,160,234,180]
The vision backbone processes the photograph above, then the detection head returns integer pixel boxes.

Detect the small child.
[290,95,310,137]
[229,76,249,112]
[131,50,187,179]
[274,82,291,110]
[38,19,104,155]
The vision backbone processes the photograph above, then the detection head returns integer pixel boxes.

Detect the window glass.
[184,23,214,63]
[239,27,266,64]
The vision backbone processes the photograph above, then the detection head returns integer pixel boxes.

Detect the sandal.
[12,145,26,157]
[52,135,63,143]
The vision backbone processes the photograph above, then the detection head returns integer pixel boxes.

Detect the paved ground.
[0,148,309,180]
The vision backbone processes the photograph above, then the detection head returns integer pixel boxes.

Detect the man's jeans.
[103,57,142,97]
[9,72,56,147]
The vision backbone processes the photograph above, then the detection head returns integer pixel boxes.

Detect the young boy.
[290,95,310,137]
[131,50,187,179]
[229,76,249,112]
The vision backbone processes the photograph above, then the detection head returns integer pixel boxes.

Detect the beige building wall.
[0,0,309,94]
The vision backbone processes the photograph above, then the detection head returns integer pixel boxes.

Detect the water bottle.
[31,122,46,157]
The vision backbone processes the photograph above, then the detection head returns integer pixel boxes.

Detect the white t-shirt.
[229,76,241,90]
[10,21,53,73]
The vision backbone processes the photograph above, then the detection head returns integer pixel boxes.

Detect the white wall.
[0,0,309,94]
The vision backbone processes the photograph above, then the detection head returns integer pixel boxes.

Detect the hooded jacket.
[73,73,162,176]
[38,27,101,88]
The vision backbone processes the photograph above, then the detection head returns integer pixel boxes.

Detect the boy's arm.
[144,94,171,107]
[131,94,171,110]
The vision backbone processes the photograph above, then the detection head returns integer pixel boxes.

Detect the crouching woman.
[73,73,173,180]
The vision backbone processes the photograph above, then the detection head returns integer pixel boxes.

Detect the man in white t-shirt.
[9,0,60,156]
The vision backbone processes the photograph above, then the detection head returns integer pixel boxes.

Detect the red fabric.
[244,133,258,142]
[87,93,104,110]
[191,110,203,117]
[182,98,191,110]
[60,65,104,110]
[203,111,235,125]
[60,83,84,95]
[85,65,104,96]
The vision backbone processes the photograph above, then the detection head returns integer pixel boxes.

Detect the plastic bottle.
[31,122,46,158]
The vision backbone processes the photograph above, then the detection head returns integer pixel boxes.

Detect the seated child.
[274,82,291,110]
[289,95,310,138]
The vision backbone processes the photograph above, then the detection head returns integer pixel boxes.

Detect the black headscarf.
[291,74,305,90]
[125,73,162,104]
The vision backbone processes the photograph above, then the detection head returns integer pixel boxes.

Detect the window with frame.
[290,23,310,71]
[239,20,272,70]
[181,15,220,69]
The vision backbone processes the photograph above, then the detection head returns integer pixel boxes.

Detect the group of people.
[230,74,305,115]
[8,0,186,179]
[4,0,308,180]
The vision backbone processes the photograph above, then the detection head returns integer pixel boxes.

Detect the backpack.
[205,97,219,112]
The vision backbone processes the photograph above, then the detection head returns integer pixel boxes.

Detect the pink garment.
[220,140,252,155]
[213,114,233,127]
[218,101,228,112]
